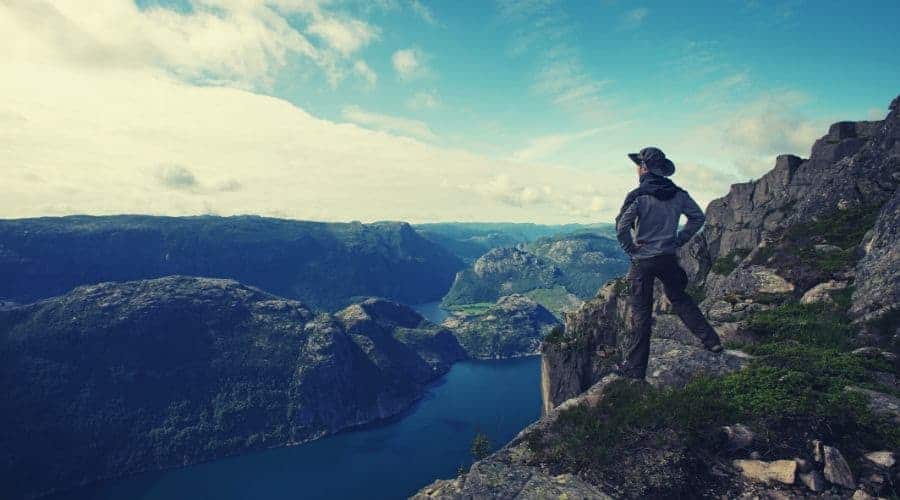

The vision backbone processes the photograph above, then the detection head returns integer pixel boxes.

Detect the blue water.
[411,301,450,324]
[56,355,542,500]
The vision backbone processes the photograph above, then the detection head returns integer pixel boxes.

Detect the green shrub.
[471,432,492,460]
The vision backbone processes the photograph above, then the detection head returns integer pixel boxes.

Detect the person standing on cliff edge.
[614,147,724,380]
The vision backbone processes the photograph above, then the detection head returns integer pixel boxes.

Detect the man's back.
[615,176,706,260]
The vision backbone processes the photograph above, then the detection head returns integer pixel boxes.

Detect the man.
[614,146,723,380]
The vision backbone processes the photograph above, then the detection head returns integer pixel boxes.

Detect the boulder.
[721,423,755,449]
[852,347,898,363]
[706,265,795,302]
[811,439,825,463]
[823,445,855,488]
[800,280,847,305]
[645,339,749,389]
[864,451,896,468]
[732,459,797,485]
[846,386,900,424]
[799,470,827,492]
[852,490,874,500]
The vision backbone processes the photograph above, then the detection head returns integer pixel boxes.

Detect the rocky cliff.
[0,215,464,311]
[416,95,900,499]
[441,294,560,359]
[0,277,465,499]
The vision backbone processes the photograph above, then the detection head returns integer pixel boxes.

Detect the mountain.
[0,277,466,499]
[0,215,464,311]
[441,294,561,359]
[414,222,616,262]
[416,96,900,499]
[441,232,628,316]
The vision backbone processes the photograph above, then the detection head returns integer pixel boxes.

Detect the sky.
[1,0,898,224]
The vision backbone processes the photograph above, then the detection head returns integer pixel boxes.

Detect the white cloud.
[0,0,383,89]
[392,48,428,80]
[0,57,644,223]
[0,0,750,225]
[459,175,552,207]
[353,60,378,87]
[307,16,379,55]
[406,91,441,110]
[681,91,825,178]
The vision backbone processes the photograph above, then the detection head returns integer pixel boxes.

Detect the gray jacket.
[615,179,705,260]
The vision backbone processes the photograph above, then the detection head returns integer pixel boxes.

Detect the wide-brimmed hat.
[628,146,675,177]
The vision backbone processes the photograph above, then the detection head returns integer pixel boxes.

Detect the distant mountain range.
[414,222,615,262]
[0,215,464,311]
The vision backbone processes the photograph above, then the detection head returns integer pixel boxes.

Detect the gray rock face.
[0,277,465,500]
[540,278,748,410]
[846,386,900,424]
[823,445,855,489]
[851,188,900,334]
[441,294,560,359]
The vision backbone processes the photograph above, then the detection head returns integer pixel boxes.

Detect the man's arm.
[615,196,641,255]
[675,191,705,247]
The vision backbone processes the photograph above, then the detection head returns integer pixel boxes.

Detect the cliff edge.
[415,95,900,499]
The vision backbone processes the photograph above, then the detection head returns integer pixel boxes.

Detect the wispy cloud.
[341,105,437,140]
[353,60,378,87]
[307,17,380,56]
[497,0,615,119]
[409,0,437,25]
[406,90,441,110]
[511,126,622,163]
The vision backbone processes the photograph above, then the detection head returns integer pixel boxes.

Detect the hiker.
[614,147,723,380]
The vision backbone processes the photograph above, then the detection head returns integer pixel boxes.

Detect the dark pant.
[622,253,721,379]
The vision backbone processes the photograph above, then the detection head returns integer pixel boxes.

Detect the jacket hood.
[638,173,682,201]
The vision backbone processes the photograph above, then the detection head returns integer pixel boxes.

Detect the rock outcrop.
[441,294,560,359]
[541,94,900,409]
[0,277,465,499]
[418,95,900,500]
